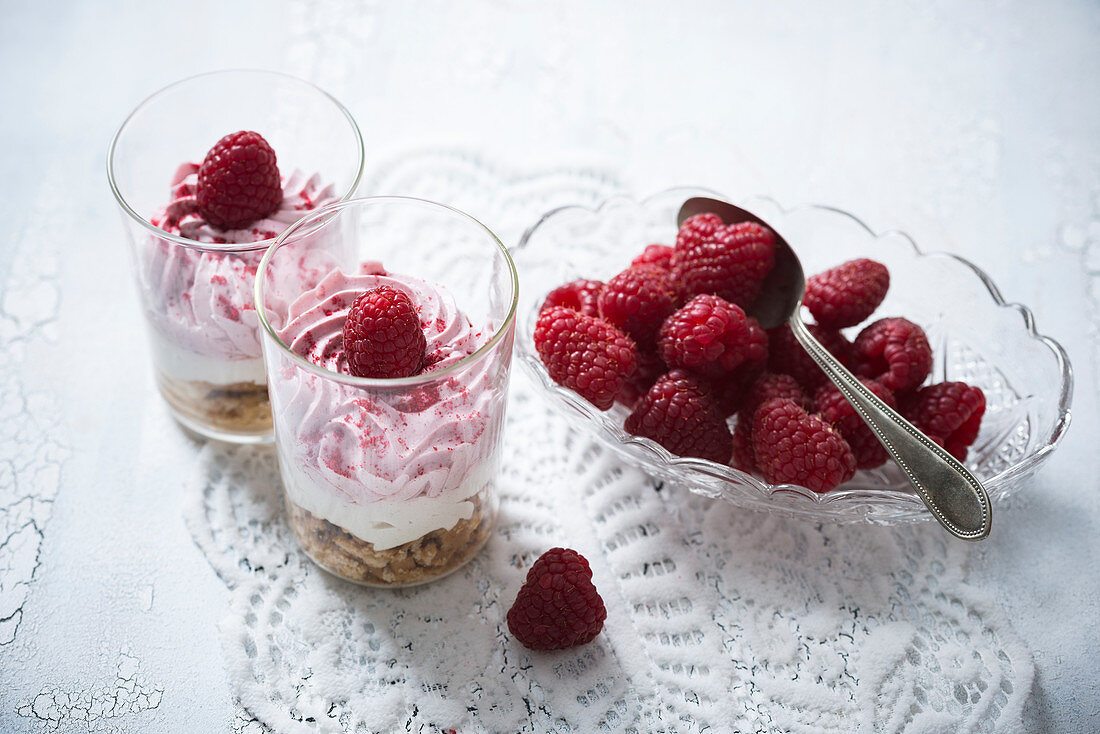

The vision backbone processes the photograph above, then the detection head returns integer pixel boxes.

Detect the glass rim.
[106,68,366,253]
[255,195,520,388]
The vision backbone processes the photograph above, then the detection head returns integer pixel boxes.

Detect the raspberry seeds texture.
[196,130,283,230]
[624,369,732,462]
[852,317,933,393]
[657,294,753,377]
[804,258,890,329]
[534,306,637,411]
[342,286,427,378]
[541,278,604,318]
[597,265,676,347]
[752,397,856,492]
[901,381,986,461]
[506,548,607,651]
[671,215,777,308]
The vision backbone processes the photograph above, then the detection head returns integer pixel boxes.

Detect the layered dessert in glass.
[108,70,364,442]
[256,197,517,586]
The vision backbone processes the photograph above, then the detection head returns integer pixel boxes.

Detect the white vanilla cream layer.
[148,328,267,385]
[282,460,492,550]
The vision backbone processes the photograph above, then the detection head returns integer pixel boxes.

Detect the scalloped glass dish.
[512,188,1073,524]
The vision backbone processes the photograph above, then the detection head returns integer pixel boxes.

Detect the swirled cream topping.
[272,266,503,516]
[139,164,338,369]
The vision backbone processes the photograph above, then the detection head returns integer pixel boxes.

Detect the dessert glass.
[108,70,365,443]
[256,197,518,586]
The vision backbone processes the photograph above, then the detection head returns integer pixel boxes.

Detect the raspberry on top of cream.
[140,165,339,367]
[273,265,499,509]
[154,163,337,244]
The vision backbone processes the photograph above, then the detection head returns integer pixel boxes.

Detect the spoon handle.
[788,315,992,540]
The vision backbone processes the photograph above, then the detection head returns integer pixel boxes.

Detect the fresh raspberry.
[541,279,604,318]
[506,548,607,651]
[534,307,637,411]
[615,348,666,408]
[631,243,675,271]
[597,265,676,346]
[657,294,753,377]
[900,382,986,461]
[624,369,732,462]
[766,323,852,392]
[814,378,897,469]
[342,286,426,378]
[671,215,776,307]
[741,372,809,418]
[751,398,856,492]
[852,317,933,393]
[196,131,283,230]
[804,258,890,329]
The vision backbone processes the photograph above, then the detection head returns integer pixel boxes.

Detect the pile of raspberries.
[534,211,986,493]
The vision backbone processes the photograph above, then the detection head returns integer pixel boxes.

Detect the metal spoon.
[678,197,992,540]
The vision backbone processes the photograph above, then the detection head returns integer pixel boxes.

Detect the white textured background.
[1,0,1097,731]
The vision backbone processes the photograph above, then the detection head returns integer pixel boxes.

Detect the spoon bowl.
[678,197,993,541]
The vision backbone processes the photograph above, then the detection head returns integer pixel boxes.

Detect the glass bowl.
[512,187,1073,524]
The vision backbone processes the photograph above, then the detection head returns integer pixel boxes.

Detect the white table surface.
[2,1,1098,731]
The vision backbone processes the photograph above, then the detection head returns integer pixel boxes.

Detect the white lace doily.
[183,152,1034,733]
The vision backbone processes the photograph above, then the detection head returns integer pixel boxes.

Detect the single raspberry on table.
[671,214,776,308]
[624,369,732,463]
[766,322,852,392]
[541,278,604,318]
[534,306,637,411]
[196,130,283,230]
[814,378,897,469]
[657,294,753,377]
[804,258,890,329]
[900,381,986,461]
[342,286,426,378]
[852,317,933,393]
[631,243,675,271]
[507,548,607,651]
[597,265,676,346]
[752,397,856,492]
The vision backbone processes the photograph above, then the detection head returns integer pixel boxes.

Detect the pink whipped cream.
[140,165,338,366]
[272,266,502,509]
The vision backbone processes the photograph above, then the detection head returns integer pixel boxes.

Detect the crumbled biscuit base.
[286,491,494,586]
[157,373,273,435]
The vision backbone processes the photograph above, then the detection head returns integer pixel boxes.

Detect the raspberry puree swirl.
[273,266,501,514]
[140,164,338,362]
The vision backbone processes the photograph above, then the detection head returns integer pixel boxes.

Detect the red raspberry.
[901,382,986,461]
[814,378,897,469]
[671,215,776,307]
[534,307,637,411]
[341,286,426,378]
[804,258,890,329]
[541,279,604,318]
[597,265,676,346]
[742,372,809,418]
[196,131,283,230]
[624,369,732,462]
[751,398,856,492]
[631,244,674,271]
[766,323,852,392]
[657,294,753,377]
[852,317,933,393]
[507,548,607,650]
